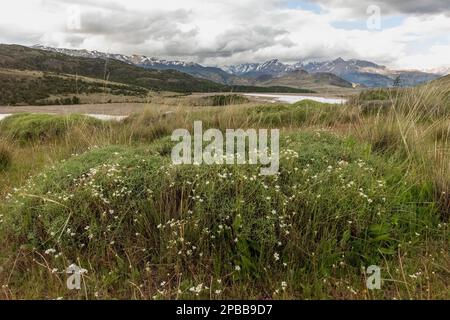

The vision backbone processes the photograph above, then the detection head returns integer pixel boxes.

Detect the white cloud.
[0,0,449,69]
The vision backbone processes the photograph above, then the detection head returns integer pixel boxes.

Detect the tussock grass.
[0,82,449,300]
[2,132,442,299]
[247,100,359,128]
[0,113,103,143]
[0,139,12,171]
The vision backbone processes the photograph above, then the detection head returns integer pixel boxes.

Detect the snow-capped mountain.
[33,45,194,66]
[227,58,440,87]
[226,58,382,77]
[31,45,233,84]
[425,66,450,76]
[32,45,440,88]
[224,59,299,76]
[32,45,132,63]
[299,58,382,74]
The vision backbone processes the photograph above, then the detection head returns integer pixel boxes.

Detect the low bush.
[0,132,440,299]
[0,113,103,143]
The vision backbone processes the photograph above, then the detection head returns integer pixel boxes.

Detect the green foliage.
[0,132,439,298]
[0,140,11,171]
[0,72,148,106]
[0,113,102,143]
[0,44,227,94]
[357,89,397,102]
[247,100,356,127]
[198,94,250,106]
[0,45,319,99]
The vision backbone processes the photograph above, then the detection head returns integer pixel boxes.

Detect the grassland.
[0,81,449,300]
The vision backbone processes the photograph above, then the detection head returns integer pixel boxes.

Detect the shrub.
[0,132,438,298]
[247,100,358,127]
[0,113,102,143]
[209,94,249,106]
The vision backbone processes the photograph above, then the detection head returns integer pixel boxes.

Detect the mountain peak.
[264,59,281,64]
[29,45,440,88]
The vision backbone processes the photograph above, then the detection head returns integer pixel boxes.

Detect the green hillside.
[0,45,317,105]
[0,69,149,106]
[0,44,227,93]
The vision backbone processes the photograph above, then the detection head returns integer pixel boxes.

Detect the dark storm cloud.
[3,0,447,68]
[74,9,194,45]
[214,26,290,54]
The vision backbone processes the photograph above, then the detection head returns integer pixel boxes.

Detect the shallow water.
[244,93,347,104]
[0,113,127,122]
[84,114,128,121]
[0,114,12,121]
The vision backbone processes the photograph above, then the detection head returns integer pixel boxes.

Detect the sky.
[1,0,450,70]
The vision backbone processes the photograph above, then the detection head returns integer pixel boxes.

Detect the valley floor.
[0,102,151,116]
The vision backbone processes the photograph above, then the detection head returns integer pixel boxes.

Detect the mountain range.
[32,45,442,88]
[0,44,318,106]
[225,58,440,87]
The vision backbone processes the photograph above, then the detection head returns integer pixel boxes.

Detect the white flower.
[45,248,56,255]
[274,252,280,261]
[235,265,241,271]
[189,283,204,294]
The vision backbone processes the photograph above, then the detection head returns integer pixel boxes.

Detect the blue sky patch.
[331,15,406,31]
[283,0,322,13]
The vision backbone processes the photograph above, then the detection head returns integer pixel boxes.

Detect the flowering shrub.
[0,132,442,299]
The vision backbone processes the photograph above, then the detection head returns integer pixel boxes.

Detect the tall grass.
[0,83,449,299]
[0,139,12,171]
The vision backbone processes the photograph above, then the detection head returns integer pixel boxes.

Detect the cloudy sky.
[1,0,450,70]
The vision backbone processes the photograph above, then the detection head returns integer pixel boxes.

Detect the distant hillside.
[31,46,349,91]
[33,45,236,84]
[299,58,440,87]
[434,74,450,83]
[30,45,441,88]
[227,58,440,88]
[0,45,311,103]
[0,44,227,93]
[0,68,149,106]
[237,70,354,91]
